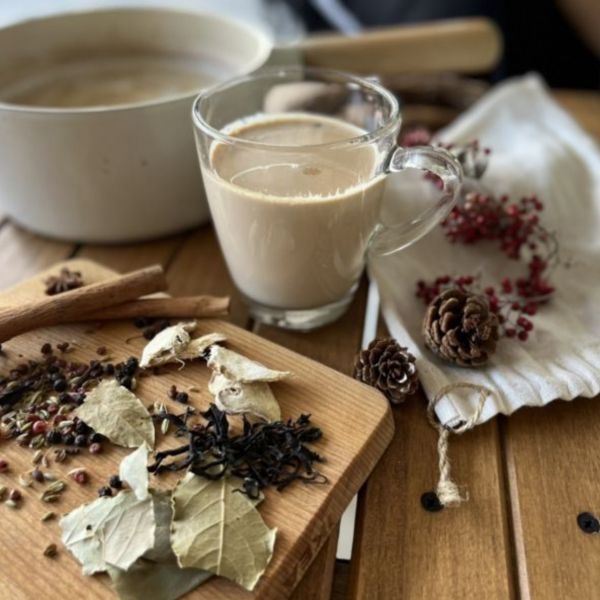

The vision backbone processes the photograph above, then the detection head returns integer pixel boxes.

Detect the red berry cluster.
[415,190,559,342]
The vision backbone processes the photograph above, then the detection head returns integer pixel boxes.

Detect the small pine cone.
[353,338,419,404]
[422,288,499,368]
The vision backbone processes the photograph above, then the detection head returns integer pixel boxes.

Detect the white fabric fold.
[371,74,600,426]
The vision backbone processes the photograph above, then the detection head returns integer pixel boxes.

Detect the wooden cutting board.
[0,259,394,600]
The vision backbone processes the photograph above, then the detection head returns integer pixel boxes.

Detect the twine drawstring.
[427,383,494,507]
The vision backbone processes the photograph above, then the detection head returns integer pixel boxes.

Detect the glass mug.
[192,67,462,330]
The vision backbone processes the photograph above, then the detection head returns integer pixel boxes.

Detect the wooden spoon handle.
[82,295,230,321]
[298,17,502,75]
[0,265,167,343]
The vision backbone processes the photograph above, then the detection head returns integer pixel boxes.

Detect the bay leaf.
[108,489,212,600]
[60,491,152,575]
[119,445,149,501]
[177,332,227,361]
[144,489,174,562]
[207,345,289,383]
[74,379,154,449]
[108,561,211,600]
[170,473,277,591]
[139,321,197,368]
[209,372,281,422]
[101,494,155,572]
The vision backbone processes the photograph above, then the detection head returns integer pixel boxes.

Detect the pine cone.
[422,288,499,367]
[353,338,419,404]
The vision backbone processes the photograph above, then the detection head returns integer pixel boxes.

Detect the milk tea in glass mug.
[192,67,462,330]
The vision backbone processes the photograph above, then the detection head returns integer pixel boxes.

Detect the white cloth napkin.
[371,73,600,427]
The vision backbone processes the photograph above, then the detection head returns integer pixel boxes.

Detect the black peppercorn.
[88,432,104,444]
[103,363,115,375]
[40,343,53,355]
[53,379,67,392]
[98,486,113,498]
[62,433,75,446]
[119,376,132,390]
[125,357,138,374]
[74,434,87,447]
[74,420,89,435]
[46,430,62,445]
[175,392,189,404]
[109,475,123,490]
[58,392,72,404]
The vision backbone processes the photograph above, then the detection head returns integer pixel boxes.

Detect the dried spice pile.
[0,319,326,600]
[0,344,140,453]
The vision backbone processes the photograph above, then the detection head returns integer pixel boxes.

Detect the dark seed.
[96,346,107,356]
[109,475,122,490]
[46,430,62,445]
[74,434,87,447]
[98,486,113,497]
[143,328,156,340]
[32,469,44,483]
[175,392,189,404]
[56,342,69,353]
[119,376,132,390]
[168,385,178,400]
[88,432,104,444]
[62,434,75,446]
[103,364,115,375]
[133,316,151,328]
[577,512,600,534]
[40,343,52,355]
[74,421,90,435]
[53,379,67,393]
[421,491,444,512]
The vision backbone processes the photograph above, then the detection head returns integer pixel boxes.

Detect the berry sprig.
[405,125,561,343]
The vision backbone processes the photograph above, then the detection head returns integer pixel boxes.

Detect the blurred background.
[2,0,599,89]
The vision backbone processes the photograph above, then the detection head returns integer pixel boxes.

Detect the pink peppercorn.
[89,443,103,455]
[32,420,47,435]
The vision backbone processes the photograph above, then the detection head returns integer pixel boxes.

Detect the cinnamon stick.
[81,295,230,320]
[0,265,167,343]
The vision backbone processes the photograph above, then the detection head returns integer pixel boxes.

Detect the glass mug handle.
[368,146,463,257]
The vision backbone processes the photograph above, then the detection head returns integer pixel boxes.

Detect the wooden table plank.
[350,389,515,599]
[502,399,600,599]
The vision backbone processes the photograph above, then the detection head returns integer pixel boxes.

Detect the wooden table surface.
[0,89,598,600]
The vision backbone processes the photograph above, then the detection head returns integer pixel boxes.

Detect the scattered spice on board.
[44,267,84,295]
[43,543,58,558]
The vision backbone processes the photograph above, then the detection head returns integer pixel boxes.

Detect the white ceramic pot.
[0,9,500,242]
[0,8,271,242]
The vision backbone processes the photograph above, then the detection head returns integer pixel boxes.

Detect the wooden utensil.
[274,17,502,75]
[0,264,167,343]
[81,295,230,321]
